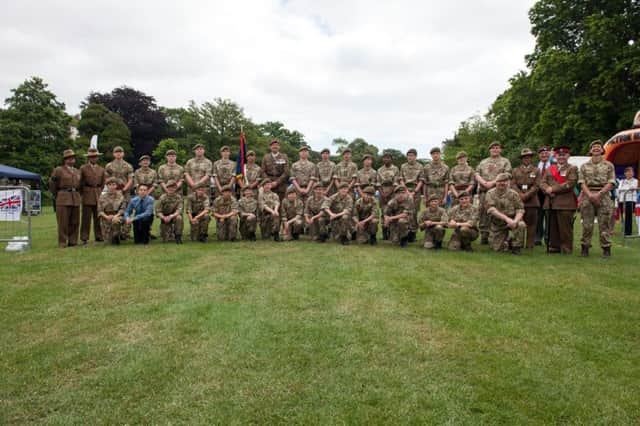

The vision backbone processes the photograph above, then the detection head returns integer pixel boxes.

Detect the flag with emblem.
[0,190,23,221]
[235,127,246,182]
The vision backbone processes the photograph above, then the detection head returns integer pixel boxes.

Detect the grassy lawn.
[1,209,639,424]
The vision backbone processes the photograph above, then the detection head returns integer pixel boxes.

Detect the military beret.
[520,148,534,158]
[407,148,417,155]
[458,191,471,198]
[166,179,177,188]
[394,185,407,194]
[246,150,255,156]
[269,139,280,145]
[320,148,330,154]
[192,143,205,151]
[430,147,441,154]
[139,155,151,162]
[113,146,124,153]
[537,146,551,153]
[338,182,349,189]
[221,184,232,192]
[342,148,352,154]
[362,154,373,161]
[298,146,310,152]
[589,139,604,149]
[85,148,102,157]
[63,149,76,159]
[495,172,511,182]
[286,186,297,194]
[456,151,468,160]
[165,149,177,156]
[363,186,375,195]
[428,194,440,203]
[220,145,230,153]
[554,145,571,154]
[105,177,119,185]
[488,141,501,149]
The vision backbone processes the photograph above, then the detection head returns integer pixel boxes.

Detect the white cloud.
[0,0,535,155]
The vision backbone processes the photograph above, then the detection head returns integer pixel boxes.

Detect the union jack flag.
[0,190,23,221]
[0,194,21,211]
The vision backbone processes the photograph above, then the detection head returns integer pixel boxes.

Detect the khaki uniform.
[242,163,263,197]
[304,195,329,241]
[213,159,237,195]
[134,167,157,190]
[184,157,213,194]
[377,164,400,232]
[448,164,476,205]
[356,167,378,191]
[317,160,336,194]
[476,156,512,240]
[443,204,479,250]
[238,196,259,239]
[279,198,304,241]
[322,192,354,240]
[384,196,412,244]
[259,191,281,239]
[186,193,210,241]
[157,163,184,191]
[423,161,449,205]
[333,161,358,190]
[578,158,616,249]
[105,159,134,238]
[418,206,446,248]
[261,152,289,200]
[49,165,82,247]
[512,164,540,248]
[290,160,318,204]
[97,192,126,243]
[540,164,578,253]
[352,197,379,243]
[156,193,183,241]
[79,163,105,242]
[212,196,238,241]
[485,187,526,251]
[400,161,424,230]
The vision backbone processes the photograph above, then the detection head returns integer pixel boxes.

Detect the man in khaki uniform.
[213,145,236,197]
[184,143,213,195]
[49,149,82,248]
[261,139,289,200]
[511,148,540,248]
[79,148,105,244]
[291,146,317,205]
[155,179,183,244]
[134,155,157,194]
[105,146,134,239]
[356,154,378,198]
[305,185,329,242]
[423,147,449,208]
[322,182,354,245]
[238,186,259,241]
[399,148,424,241]
[239,150,263,197]
[352,186,379,245]
[377,152,400,240]
[98,177,126,245]
[449,151,476,206]
[333,149,358,195]
[445,191,478,251]
[578,140,616,257]
[419,195,447,249]
[384,185,412,247]
[259,179,281,241]
[187,183,211,242]
[317,148,336,196]
[485,173,526,254]
[280,187,304,241]
[157,149,184,194]
[475,141,512,244]
[212,185,238,241]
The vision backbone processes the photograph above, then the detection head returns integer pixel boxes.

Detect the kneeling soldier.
[259,179,281,241]
[353,186,379,245]
[419,195,447,249]
[238,186,259,241]
[445,191,478,251]
[187,183,210,242]
[485,173,526,254]
[305,184,329,242]
[384,185,412,247]
[280,187,304,241]
[156,179,183,244]
[212,185,238,241]
[98,177,126,245]
[322,182,354,245]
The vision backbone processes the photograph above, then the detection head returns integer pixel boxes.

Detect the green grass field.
[1,210,639,424]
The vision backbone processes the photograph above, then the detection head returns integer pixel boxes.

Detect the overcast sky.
[1,0,535,154]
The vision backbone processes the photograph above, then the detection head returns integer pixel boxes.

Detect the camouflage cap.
[488,141,501,149]
[362,186,375,195]
[165,149,177,156]
[165,179,177,188]
[286,186,297,194]
[246,150,255,156]
[63,149,76,159]
[589,139,604,149]
[113,146,124,153]
[394,185,407,194]
[85,148,102,157]
[192,143,205,151]
[105,177,119,185]
[220,145,230,153]
[320,148,330,154]
[362,153,373,161]
[298,145,310,152]
[139,155,151,162]
[338,182,349,189]
[456,151,468,160]
[407,148,417,155]
[221,184,232,192]
[458,191,471,199]
[495,172,511,182]
[430,147,441,154]
[520,148,534,157]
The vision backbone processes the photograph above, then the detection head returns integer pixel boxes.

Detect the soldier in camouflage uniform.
[322,182,354,245]
[511,148,540,248]
[134,155,157,195]
[155,179,183,244]
[475,141,512,244]
[290,146,318,206]
[184,143,213,195]
[105,146,134,239]
[448,151,476,206]
[377,152,400,240]
[305,185,329,242]
[261,139,289,201]
[333,149,358,197]
[213,145,237,198]
[444,191,478,251]
[157,149,184,194]
[419,195,447,249]
[356,154,378,198]
[280,187,304,241]
[578,140,616,257]
[238,186,259,241]
[352,186,379,245]
[317,148,336,196]
[259,179,281,241]
[423,147,449,208]
[399,148,424,241]
[212,185,238,241]
[187,183,210,242]
[240,150,263,197]
[384,186,412,247]
[98,177,126,245]
[485,173,526,254]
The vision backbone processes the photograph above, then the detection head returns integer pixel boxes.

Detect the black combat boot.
[434,240,442,250]
[602,246,611,258]
[292,233,300,240]
[511,246,521,255]
[112,236,120,245]
[318,233,328,243]
[340,236,350,245]
[273,232,280,242]
[480,235,489,245]
[382,228,389,240]
[175,235,183,244]
[249,232,256,241]
[369,234,377,245]
[580,245,589,257]
[408,231,416,243]
[399,237,408,248]
[351,231,357,241]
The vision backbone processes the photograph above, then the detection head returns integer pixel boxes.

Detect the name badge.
[276,159,286,165]
[560,171,566,177]
[522,184,528,190]
[529,173,536,179]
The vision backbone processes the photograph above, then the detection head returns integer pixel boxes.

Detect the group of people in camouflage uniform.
[49,138,617,257]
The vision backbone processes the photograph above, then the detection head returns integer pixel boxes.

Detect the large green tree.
[76,103,131,160]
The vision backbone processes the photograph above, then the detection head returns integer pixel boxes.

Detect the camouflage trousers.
[160,216,183,242]
[388,218,409,244]
[260,213,280,239]
[330,215,352,240]
[190,216,210,241]
[239,216,258,239]
[489,218,526,251]
[478,191,490,240]
[422,225,445,249]
[580,194,614,248]
[409,193,420,231]
[216,217,237,241]
[353,218,378,243]
[280,218,304,241]
[447,226,479,250]
[99,216,122,243]
[308,216,329,241]
[121,192,132,239]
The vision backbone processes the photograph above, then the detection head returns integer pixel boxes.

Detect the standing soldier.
[261,139,289,200]
[333,149,358,196]
[419,195,447,249]
[485,173,526,255]
[384,186,412,247]
[49,149,82,248]
[539,145,578,254]
[444,191,479,251]
[305,185,329,242]
[356,154,378,198]
[534,146,553,245]
[155,179,183,244]
[377,152,400,239]
[97,177,126,245]
[352,186,379,245]
[317,148,336,196]
[423,147,449,208]
[105,146,134,239]
[238,186,259,241]
[259,179,281,241]
[280,187,304,241]
[187,183,211,242]
[290,146,317,206]
[475,141,512,244]
[511,148,540,249]
[399,148,424,242]
[184,143,213,195]
[79,147,105,244]
[322,182,354,245]
[212,185,238,241]
[578,140,616,257]
[134,155,157,195]
[213,146,236,198]
[157,149,184,194]
[240,150,263,197]
[448,151,475,206]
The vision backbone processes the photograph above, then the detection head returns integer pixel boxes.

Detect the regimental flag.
[0,190,23,221]
[235,128,246,182]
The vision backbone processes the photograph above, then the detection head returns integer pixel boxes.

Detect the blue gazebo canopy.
[0,164,41,181]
